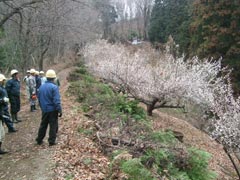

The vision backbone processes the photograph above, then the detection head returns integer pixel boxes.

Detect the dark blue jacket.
[0,85,8,107]
[6,78,20,97]
[38,81,62,113]
[0,86,6,118]
[36,76,41,90]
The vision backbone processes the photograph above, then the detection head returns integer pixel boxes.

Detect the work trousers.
[0,120,5,142]
[36,111,58,144]
[9,95,20,114]
[3,106,15,131]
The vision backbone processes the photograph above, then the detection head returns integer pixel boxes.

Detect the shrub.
[186,148,217,180]
[115,97,146,120]
[120,158,155,180]
[150,131,176,144]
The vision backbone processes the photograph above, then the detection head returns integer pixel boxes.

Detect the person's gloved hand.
[58,110,62,117]
[3,97,9,103]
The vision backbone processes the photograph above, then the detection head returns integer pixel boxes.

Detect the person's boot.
[30,105,34,112]
[31,105,36,112]
[0,142,8,155]
[15,113,22,122]
[8,128,17,133]
[11,113,18,123]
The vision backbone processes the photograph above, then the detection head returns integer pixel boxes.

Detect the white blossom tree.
[84,40,220,114]
[83,40,240,154]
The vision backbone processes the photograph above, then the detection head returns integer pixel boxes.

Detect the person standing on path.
[36,69,62,146]
[23,70,31,102]
[0,74,10,154]
[39,71,47,85]
[6,69,21,123]
[28,69,37,112]
[0,74,17,133]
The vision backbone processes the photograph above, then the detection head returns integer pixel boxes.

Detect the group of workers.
[0,68,62,155]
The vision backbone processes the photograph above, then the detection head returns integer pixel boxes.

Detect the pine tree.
[148,0,192,55]
[190,0,240,93]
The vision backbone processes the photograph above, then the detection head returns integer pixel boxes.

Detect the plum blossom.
[84,40,240,149]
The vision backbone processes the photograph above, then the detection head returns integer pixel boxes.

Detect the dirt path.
[0,62,110,180]
[0,107,55,180]
[0,65,74,180]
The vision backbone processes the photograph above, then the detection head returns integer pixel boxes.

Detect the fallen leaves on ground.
[53,69,110,180]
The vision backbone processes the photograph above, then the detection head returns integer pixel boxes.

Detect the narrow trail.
[0,62,110,180]
[0,64,75,180]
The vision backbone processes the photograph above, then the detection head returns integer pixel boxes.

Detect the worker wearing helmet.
[0,74,17,133]
[39,71,47,85]
[6,69,21,123]
[28,69,37,112]
[35,71,41,97]
[0,74,9,154]
[36,69,62,146]
[23,70,31,101]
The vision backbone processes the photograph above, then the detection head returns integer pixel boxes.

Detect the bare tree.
[134,0,153,40]
[110,0,153,41]
[0,0,102,71]
[0,0,44,28]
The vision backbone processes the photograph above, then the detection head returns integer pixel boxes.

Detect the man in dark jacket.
[36,69,62,146]
[0,74,17,132]
[0,74,9,154]
[6,69,21,123]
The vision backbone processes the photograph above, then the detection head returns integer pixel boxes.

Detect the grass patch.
[78,127,94,136]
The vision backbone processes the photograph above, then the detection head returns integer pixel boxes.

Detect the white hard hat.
[0,74,6,82]
[30,69,35,74]
[46,69,56,78]
[40,71,44,74]
[35,71,39,75]
[11,69,18,76]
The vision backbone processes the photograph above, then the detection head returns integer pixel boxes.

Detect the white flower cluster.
[83,40,240,149]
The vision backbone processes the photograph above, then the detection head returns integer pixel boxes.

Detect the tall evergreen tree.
[190,0,240,93]
[148,0,192,54]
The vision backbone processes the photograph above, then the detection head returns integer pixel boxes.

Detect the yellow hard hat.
[40,71,44,74]
[11,69,18,76]
[35,71,39,75]
[30,69,35,74]
[0,74,6,82]
[46,69,56,78]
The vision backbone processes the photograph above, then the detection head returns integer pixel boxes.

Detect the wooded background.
[0,0,239,92]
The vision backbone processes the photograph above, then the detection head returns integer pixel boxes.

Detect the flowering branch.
[83,40,240,151]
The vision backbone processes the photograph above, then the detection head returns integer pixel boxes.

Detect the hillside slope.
[0,60,238,180]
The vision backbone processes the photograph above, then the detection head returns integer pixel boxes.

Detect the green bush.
[120,158,156,180]
[115,97,146,120]
[186,148,217,180]
[140,147,217,180]
[75,66,88,75]
[150,131,176,144]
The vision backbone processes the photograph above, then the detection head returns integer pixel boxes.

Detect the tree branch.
[0,0,44,27]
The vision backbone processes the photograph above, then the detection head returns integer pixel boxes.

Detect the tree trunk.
[223,146,240,179]
[146,98,158,116]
